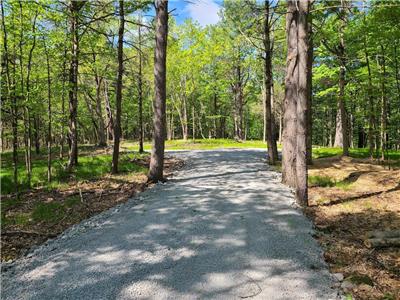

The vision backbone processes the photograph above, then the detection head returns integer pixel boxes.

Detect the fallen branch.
[364,237,400,248]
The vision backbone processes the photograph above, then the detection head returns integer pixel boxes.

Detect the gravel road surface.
[2,149,340,299]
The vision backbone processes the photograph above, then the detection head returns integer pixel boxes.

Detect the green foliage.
[32,202,64,222]
[308,175,336,187]
[0,150,148,195]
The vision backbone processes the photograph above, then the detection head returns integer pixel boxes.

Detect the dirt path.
[2,150,339,299]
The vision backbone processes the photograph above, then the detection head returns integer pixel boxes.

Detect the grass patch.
[64,196,80,208]
[122,139,272,151]
[1,151,149,195]
[309,175,336,187]
[308,175,353,190]
[312,147,400,160]
[32,202,64,222]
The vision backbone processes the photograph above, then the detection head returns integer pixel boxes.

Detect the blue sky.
[169,0,223,26]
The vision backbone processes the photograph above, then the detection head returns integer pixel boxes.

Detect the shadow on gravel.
[3,150,336,299]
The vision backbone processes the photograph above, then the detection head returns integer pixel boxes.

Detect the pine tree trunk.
[306,3,313,165]
[282,0,298,188]
[45,42,52,182]
[67,1,85,170]
[296,0,309,206]
[148,0,168,182]
[263,0,278,165]
[334,1,349,156]
[112,0,125,174]
[138,19,144,153]
[104,80,114,141]
[379,44,387,161]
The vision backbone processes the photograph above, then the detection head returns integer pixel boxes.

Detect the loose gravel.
[2,149,341,299]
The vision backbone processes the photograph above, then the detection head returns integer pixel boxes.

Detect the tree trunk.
[104,80,114,141]
[148,0,168,182]
[67,0,85,171]
[1,0,18,195]
[138,18,144,153]
[92,54,107,147]
[364,40,374,159]
[296,0,309,206]
[282,0,298,188]
[333,0,349,156]
[379,44,387,161]
[60,48,67,158]
[306,2,313,165]
[112,0,125,174]
[45,41,52,182]
[263,0,278,165]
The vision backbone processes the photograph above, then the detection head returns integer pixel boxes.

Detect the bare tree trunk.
[112,0,125,174]
[192,105,196,140]
[379,44,387,161]
[364,40,374,159]
[306,2,313,165]
[2,0,18,195]
[92,54,107,147]
[60,47,67,159]
[296,0,309,206]
[148,0,168,182]
[104,80,114,141]
[263,0,278,164]
[44,40,52,182]
[67,0,85,171]
[333,0,349,156]
[282,0,298,188]
[138,18,144,153]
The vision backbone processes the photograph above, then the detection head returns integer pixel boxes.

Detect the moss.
[347,274,374,286]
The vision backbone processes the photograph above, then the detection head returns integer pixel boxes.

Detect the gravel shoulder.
[2,149,340,299]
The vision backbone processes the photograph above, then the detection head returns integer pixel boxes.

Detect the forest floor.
[1,147,184,262]
[305,156,400,300]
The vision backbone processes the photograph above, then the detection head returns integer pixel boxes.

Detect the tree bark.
[296,0,309,206]
[92,53,107,147]
[1,0,18,195]
[112,0,125,174]
[282,0,298,188]
[364,41,374,159]
[306,1,313,165]
[44,40,52,182]
[104,80,114,141]
[138,18,144,153]
[333,0,349,156]
[148,0,168,182]
[67,0,85,171]
[263,0,278,165]
[379,44,387,161]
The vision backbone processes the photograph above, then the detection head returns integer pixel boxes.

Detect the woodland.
[1,0,400,299]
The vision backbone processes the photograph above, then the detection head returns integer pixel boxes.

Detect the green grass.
[1,151,148,195]
[312,147,400,160]
[308,175,353,190]
[308,175,336,187]
[32,202,64,222]
[122,139,272,151]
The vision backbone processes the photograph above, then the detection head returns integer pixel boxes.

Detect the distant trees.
[1,0,400,194]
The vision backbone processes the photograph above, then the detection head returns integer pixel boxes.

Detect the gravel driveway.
[2,149,339,299]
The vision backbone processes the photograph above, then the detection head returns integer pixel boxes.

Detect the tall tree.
[148,0,168,182]
[66,0,86,171]
[282,0,298,188]
[296,0,310,205]
[111,0,125,174]
[263,0,278,165]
